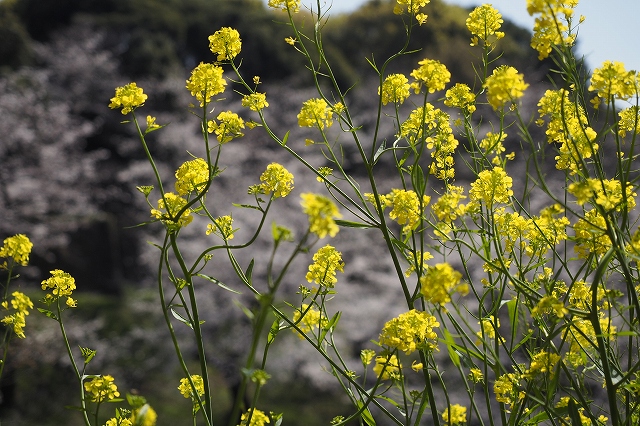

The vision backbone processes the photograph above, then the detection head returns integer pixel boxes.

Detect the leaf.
[170,308,193,330]
[37,308,58,321]
[320,311,341,342]
[245,259,255,283]
[282,130,290,146]
[567,398,583,426]
[268,317,281,344]
[231,203,262,211]
[233,299,254,320]
[196,274,241,294]
[356,400,376,426]
[372,141,387,164]
[442,328,460,367]
[334,219,375,229]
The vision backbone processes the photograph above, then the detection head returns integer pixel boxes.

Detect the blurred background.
[0,0,625,424]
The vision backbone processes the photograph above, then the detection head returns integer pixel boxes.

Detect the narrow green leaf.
[196,274,241,294]
[442,328,461,367]
[334,219,375,229]
[567,398,582,426]
[372,141,387,164]
[320,311,341,342]
[170,308,193,330]
[282,130,290,146]
[245,259,255,282]
[37,308,58,321]
[231,203,262,211]
[233,299,254,320]
[356,400,377,426]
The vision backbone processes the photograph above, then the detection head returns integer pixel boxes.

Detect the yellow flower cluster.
[240,409,270,426]
[477,316,500,342]
[267,0,300,13]
[379,309,440,354]
[207,111,245,143]
[131,405,157,426]
[206,215,235,240]
[300,193,341,238]
[484,65,528,110]
[292,303,327,338]
[175,158,209,195]
[537,89,598,174]
[527,0,578,59]
[420,263,466,305]
[524,351,561,378]
[573,209,610,258]
[186,62,226,106]
[379,73,410,105]
[618,106,640,137]
[469,166,513,207]
[109,82,147,115]
[569,178,636,212]
[444,83,476,114]
[466,4,505,47]
[41,269,77,308]
[479,131,508,165]
[566,317,616,367]
[0,234,33,267]
[178,374,205,399]
[441,404,467,425]
[151,193,194,230]
[297,98,334,130]
[393,0,429,16]
[410,58,451,94]
[531,295,568,318]
[1,291,33,339]
[208,27,242,61]
[431,186,467,224]
[589,60,639,101]
[305,244,344,288]
[385,189,429,233]
[106,418,132,426]
[494,372,523,406]
[258,163,294,198]
[242,93,269,111]
[373,354,402,381]
[84,375,120,403]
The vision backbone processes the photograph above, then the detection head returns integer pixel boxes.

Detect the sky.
[262,0,640,73]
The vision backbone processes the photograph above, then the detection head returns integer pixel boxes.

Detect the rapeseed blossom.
[379,309,439,354]
[178,374,205,399]
[420,263,466,305]
[206,215,235,240]
[131,404,157,426]
[145,115,161,133]
[0,234,33,267]
[410,58,451,94]
[292,303,327,338]
[297,98,333,129]
[373,354,402,381]
[466,4,505,47]
[151,193,194,230]
[175,158,209,195]
[618,106,640,137]
[41,269,76,306]
[589,60,638,101]
[186,62,226,106]
[484,65,528,110]
[1,291,33,338]
[477,316,500,342]
[109,82,147,115]
[394,0,429,16]
[305,244,344,288]
[239,408,270,426]
[469,166,513,207]
[207,111,245,143]
[574,209,610,258]
[268,0,300,13]
[300,193,342,238]
[385,189,430,232]
[106,418,132,426]
[479,131,507,165]
[531,295,567,318]
[444,83,476,114]
[527,0,578,59]
[441,404,467,425]
[494,372,523,406]
[379,73,410,105]
[84,375,120,402]
[525,351,561,378]
[208,27,242,61]
[431,186,467,223]
[242,93,269,111]
[569,178,636,212]
[258,163,294,198]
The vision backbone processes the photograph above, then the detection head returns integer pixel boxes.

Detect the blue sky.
[262,0,640,73]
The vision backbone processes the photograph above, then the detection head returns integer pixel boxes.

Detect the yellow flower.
[106,418,133,426]
[284,37,296,45]
[442,404,467,425]
[150,193,194,230]
[268,0,300,13]
[394,0,429,15]
[618,106,640,137]
[468,368,484,383]
[178,375,205,399]
[373,354,402,381]
[300,193,342,238]
[466,4,505,46]
[476,316,500,341]
[484,65,528,110]
[0,234,33,267]
[420,263,465,306]
[589,61,639,101]
[109,82,147,115]
[360,349,376,366]
[206,215,235,240]
[298,98,334,129]
[531,295,567,318]
[239,409,270,426]
[494,373,522,406]
[175,158,209,195]
[242,93,269,111]
[379,73,410,105]
[527,0,577,60]
[574,209,610,258]
[186,62,226,107]
[1,312,27,338]
[444,83,476,114]
[131,404,157,426]
[386,189,430,233]
[208,27,242,61]
[258,163,294,198]
[569,178,636,212]
[469,166,513,207]
[379,309,440,354]
[292,303,328,338]
[525,351,561,378]
[410,58,450,94]
[432,186,467,223]
[84,375,120,403]
[41,269,76,299]
[207,111,245,143]
[305,244,344,288]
